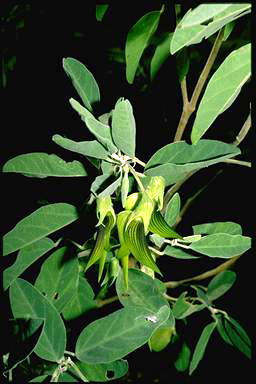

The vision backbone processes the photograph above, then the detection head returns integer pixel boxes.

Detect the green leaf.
[116,268,169,312]
[4,238,55,290]
[164,246,200,259]
[172,292,206,319]
[52,134,109,160]
[193,221,242,235]
[10,278,66,362]
[171,4,251,54]
[207,270,236,302]
[145,140,240,186]
[75,305,170,363]
[96,5,109,22]
[125,6,164,84]
[150,32,173,81]
[149,326,174,352]
[111,98,136,157]
[164,193,181,227]
[3,203,78,256]
[63,57,100,111]
[91,173,122,198]
[216,315,251,358]
[189,322,216,375]
[69,359,128,382]
[189,233,251,258]
[3,152,87,178]
[34,247,79,312]
[174,342,191,372]
[62,276,96,321]
[191,43,251,144]
[69,98,117,153]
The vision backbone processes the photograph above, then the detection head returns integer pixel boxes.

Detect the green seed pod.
[146,176,165,210]
[149,327,174,352]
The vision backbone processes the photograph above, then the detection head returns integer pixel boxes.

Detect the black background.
[2,2,253,382]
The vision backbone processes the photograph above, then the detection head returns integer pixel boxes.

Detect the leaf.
[172,292,206,319]
[70,359,129,382]
[149,326,173,352]
[125,6,164,84]
[150,32,173,81]
[193,221,242,235]
[174,342,191,372]
[3,152,87,178]
[3,203,78,256]
[189,233,251,258]
[116,269,169,312]
[63,57,100,111]
[96,173,122,198]
[111,98,136,157]
[62,276,96,321]
[164,246,201,259]
[52,134,109,161]
[171,4,251,54]
[164,193,181,226]
[75,305,170,363]
[216,315,251,358]
[207,270,236,302]
[10,278,66,362]
[34,247,79,312]
[96,5,109,22]
[4,238,55,290]
[145,139,240,185]
[191,43,251,144]
[70,98,117,153]
[189,322,216,375]
[175,47,190,82]
[3,204,78,257]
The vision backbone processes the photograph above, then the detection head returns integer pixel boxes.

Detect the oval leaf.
[3,153,87,178]
[193,221,242,235]
[3,203,78,256]
[125,7,164,84]
[189,322,216,375]
[164,193,181,227]
[116,268,168,312]
[112,98,136,157]
[207,270,236,302]
[191,44,251,144]
[10,278,66,362]
[75,305,170,363]
[70,359,128,382]
[52,134,109,160]
[189,233,251,258]
[4,238,55,290]
[63,57,100,111]
[171,4,251,54]
[35,247,79,312]
[174,342,191,372]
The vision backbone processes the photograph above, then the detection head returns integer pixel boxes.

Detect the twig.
[232,112,251,146]
[223,158,251,167]
[96,295,119,308]
[174,28,225,142]
[164,254,242,289]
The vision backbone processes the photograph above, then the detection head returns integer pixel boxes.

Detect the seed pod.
[149,327,174,352]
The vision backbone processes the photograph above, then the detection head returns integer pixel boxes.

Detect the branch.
[96,295,119,308]
[232,111,251,146]
[223,158,251,168]
[173,28,225,142]
[164,254,242,289]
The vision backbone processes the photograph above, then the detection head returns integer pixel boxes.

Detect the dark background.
[2,2,253,382]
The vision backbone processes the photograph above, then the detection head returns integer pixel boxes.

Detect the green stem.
[128,164,145,192]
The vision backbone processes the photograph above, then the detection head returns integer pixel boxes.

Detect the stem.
[96,295,119,308]
[223,158,251,167]
[164,254,241,289]
[128,165,145,192]
[173,28,225,142]
[68,359,89,382]
[232,112,251,146]
[134,156,146,167]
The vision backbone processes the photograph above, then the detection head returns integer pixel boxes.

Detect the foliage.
[3,4,252,382]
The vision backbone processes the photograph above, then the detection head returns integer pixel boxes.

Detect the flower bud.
[96,196,116,227]
[146,176,165,210]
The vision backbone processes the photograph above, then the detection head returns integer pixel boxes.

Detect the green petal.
[125,218,162,275]
[85,225,106,272]
[149,210,183,239]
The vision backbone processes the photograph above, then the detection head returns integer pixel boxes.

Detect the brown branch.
[232,112,251,146]
[174,28,225,142]
[164,254,242,289]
